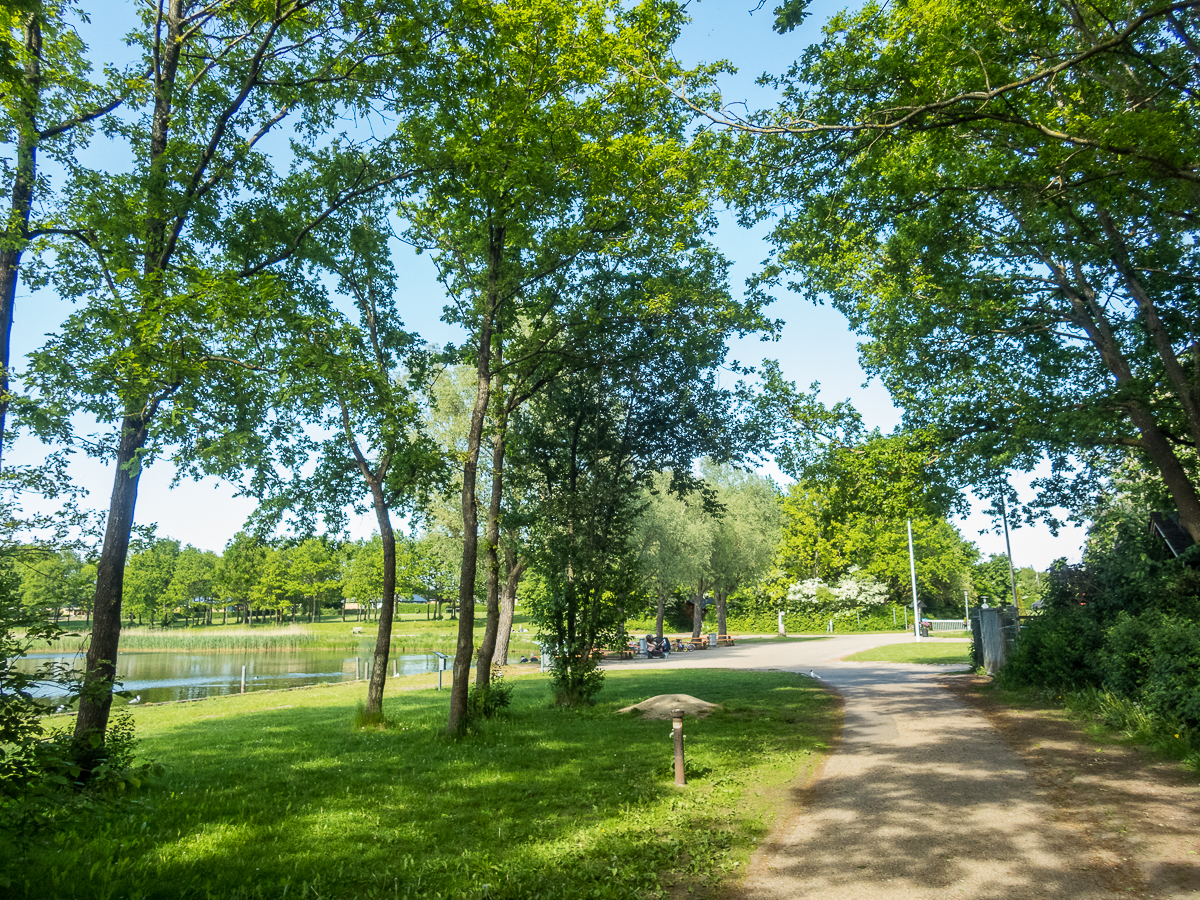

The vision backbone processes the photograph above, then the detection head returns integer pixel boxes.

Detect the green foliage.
[770,480,976,606]
[122,537,180,625]
[0,669,837,899]
[466,665,515,722]
[999,604,1106,691]
[1,553,153,834]
[725,0,1200,528]
[16,547,94,619]
[723,603,907,635]
[1099,612,1200,731]
[1002,474,1200,732]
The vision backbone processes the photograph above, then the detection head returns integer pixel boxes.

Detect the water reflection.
[16,650,451,705]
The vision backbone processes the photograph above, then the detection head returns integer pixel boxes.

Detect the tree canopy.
[719,0,1200,537]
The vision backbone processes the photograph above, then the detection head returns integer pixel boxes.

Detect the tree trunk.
[0,16,40,470]
[691,581,705,638]
[475,384,507,687]
[716,588,728,637]
[364,479,396,719]
[73,0,184,758]
[1051,258,1200,542]
[447,225,502,733]
[493,545,525,668]
[655,588,666,640]
[73,414,150,753]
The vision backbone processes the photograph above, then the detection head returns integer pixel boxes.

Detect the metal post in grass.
[393,659,398,678]
[240,665,246,694]
[671,708,686,786]
[778,610,785,635]
[356,657,361,681]
[433,651,449,690]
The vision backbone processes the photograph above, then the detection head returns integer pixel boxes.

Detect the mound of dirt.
[617,694,719,719]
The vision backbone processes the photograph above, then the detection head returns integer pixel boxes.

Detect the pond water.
[16,650,460,706]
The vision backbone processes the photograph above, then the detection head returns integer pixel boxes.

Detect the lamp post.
[907,519,920,641]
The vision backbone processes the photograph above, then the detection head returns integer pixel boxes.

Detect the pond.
[16,650,463,706]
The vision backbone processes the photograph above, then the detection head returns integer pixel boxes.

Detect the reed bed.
[55,625,537,656]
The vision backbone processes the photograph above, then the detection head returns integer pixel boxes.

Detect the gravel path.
[604,634,1128,899]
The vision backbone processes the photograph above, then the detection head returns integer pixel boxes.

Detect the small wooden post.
[240,665,246,694]
[672,708,686,786]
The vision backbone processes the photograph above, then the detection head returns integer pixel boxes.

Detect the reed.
[57,625,537,656]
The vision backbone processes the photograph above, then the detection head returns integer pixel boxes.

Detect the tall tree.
[511,275,757,703]
[701,460,781,637]
[253,215,442,719]
[122,537,180,626]
[390,0,723,731]
[633,471,714,639]
[217,531,264,625]
[0,0,131,464]
[24,0,425,753]
[719,0,1200,537]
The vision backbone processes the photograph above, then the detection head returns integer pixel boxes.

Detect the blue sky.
[8,0,1085,569]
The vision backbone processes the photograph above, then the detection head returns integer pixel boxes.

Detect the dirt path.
[604,635,1200,899]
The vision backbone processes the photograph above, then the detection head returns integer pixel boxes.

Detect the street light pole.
[907,518,920,641]
[999,494,1021,636]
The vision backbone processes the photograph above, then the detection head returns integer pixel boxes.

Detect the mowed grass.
[7,669,836,900]
[64,611,543,657]
[842,640,972,666]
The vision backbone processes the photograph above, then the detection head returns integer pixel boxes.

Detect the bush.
[1002,514,1200,736]
[466,665,515,721]
[999,607,1105,690]
[549,650,605,707]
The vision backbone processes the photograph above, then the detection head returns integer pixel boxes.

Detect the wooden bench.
[687,638,708,650]
[716,634,735,647]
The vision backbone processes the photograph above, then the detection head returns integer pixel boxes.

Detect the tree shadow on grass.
[737,671,1142,900]
[7,670,830,900]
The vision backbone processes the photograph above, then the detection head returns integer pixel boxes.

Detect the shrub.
[549,650,605,707]
[466,665,515,721]
[998,606,1105,690]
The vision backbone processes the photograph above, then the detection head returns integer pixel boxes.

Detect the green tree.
[17,547,92,622]
[702,461,781,637]
[216,532,264,625]
[253,547,299,625]
[0,0,132,462]
[343,537,383,620]
[390,0,726,731]
[512,294,755,703]
[165,545,218,626]
[288,539,339,624]
[773,481,976,607]
[253,212,443,719]
[24,0,422,751]
[722,0,1200,538]
[122,538,179,626]
[633,471,714,639]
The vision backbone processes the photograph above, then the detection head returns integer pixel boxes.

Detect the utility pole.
[907,519,920,641]
[999,494,1020,636]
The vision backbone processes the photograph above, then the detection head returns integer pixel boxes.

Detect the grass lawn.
[841,641,972,666]
[6,668,836,900]
[64,611,543,657]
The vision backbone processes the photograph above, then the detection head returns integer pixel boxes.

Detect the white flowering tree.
[786,568,889,619]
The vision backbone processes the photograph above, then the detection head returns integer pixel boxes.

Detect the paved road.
[604,635,1126,900]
